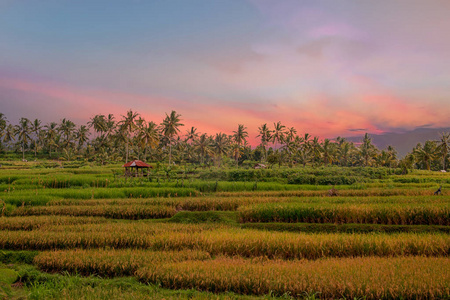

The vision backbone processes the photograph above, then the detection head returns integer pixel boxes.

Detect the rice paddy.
[0,165,449,299]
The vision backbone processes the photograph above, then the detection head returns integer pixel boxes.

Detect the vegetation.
[1,111,449,171]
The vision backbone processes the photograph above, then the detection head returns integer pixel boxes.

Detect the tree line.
[0,111,448,171]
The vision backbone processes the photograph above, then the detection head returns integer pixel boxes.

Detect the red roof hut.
[122,160,152,177]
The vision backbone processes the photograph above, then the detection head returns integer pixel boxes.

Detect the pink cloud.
[1,76,449,147]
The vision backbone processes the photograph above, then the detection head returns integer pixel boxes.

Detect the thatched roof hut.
[122,160,152,177]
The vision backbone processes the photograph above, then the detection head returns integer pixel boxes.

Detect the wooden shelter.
[122,160,152,177]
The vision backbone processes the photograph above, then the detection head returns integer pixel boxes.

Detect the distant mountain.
[344,127,450,158]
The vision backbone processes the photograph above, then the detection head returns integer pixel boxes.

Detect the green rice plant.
[215,187,445,198]
[1,187,200,206]
[10,205,177,220]
[34,249,211,277]
[239,203,450,225]
[136,256,450,299]
[47,196,287,211]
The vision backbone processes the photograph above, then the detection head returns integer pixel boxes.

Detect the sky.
[1,0,450,144]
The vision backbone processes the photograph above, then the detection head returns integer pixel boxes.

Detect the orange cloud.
[1,76,449,147]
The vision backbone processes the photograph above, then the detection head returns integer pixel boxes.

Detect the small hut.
[122,160,152,177]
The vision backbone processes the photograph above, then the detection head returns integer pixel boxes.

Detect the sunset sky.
[1,0,450,144]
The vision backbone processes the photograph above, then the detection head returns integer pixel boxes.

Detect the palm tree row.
[0,112,448,170]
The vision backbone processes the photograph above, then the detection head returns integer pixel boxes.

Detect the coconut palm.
[44,122,58,158]
[119,110,140,163]
[75,125,90,151]
[256,123,272,162]
[30,119,42,157]
[212,133,229,167]
[271,121,286,150]
[3,124,15,150]
[310,137,322,165]
[15,117,31,161]
[233,124,248,165]
[336,140,353,167]
[0,113,8,151]
[104,114,116,141]
[286,127,297,142]
[436,132,450,170]
[139,121,159,160]
[160,110,184,165]
[58,118,76,151]
[193,133,211,165]
[322,139,336,165]
[359,133,378,167]
[414,141,437,171]
[185,126,199,144]
[88,115,106,139]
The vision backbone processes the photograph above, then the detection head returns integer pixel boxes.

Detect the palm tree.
[160,110,184,165]
[3,124,15,150]
[232,124,248,165]
[44,122,58,158]
[271,121,286,150]
[414,141,437,170]
[30,119,42,157]
[436,132,450,170]
[15,117,31,161]
[0,113,8,151]
[104,114,116,142]
[359,133,377,167]
[336,140,353,166]
[185,126,199,144]
[322,139,335,165]
[75,125,90,151]
[58,118,76,151]
[286,127,297,142]
[193,133,211,165]
[88,115,106,139]
[310,137,322,166]
[256,123,272,162]
[119,110,139,163]
[139,121,159,160]
[212,133,229,167]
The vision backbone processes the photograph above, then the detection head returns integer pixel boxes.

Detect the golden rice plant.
[0,215,108,230]
[136,256,450,299]
[34,249,211,277]
[0,225,448,259]
[11,205,177,219]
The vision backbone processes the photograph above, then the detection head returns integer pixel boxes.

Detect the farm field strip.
[35,249,212,277]
[1,226,448,259]
[31,249,450,299]
[0,215,110,230]
[239,202,450,225]
[10,204,177,219]
[5,196,449,223]
[46,194,450,206]
[214,188,448,198]
[137,256,450,300]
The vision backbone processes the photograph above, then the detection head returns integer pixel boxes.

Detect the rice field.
[0,165,449,299]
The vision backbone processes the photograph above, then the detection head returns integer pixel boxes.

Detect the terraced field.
[0,166,449,299]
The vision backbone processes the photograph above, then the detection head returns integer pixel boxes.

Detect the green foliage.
[0,250,39,264]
